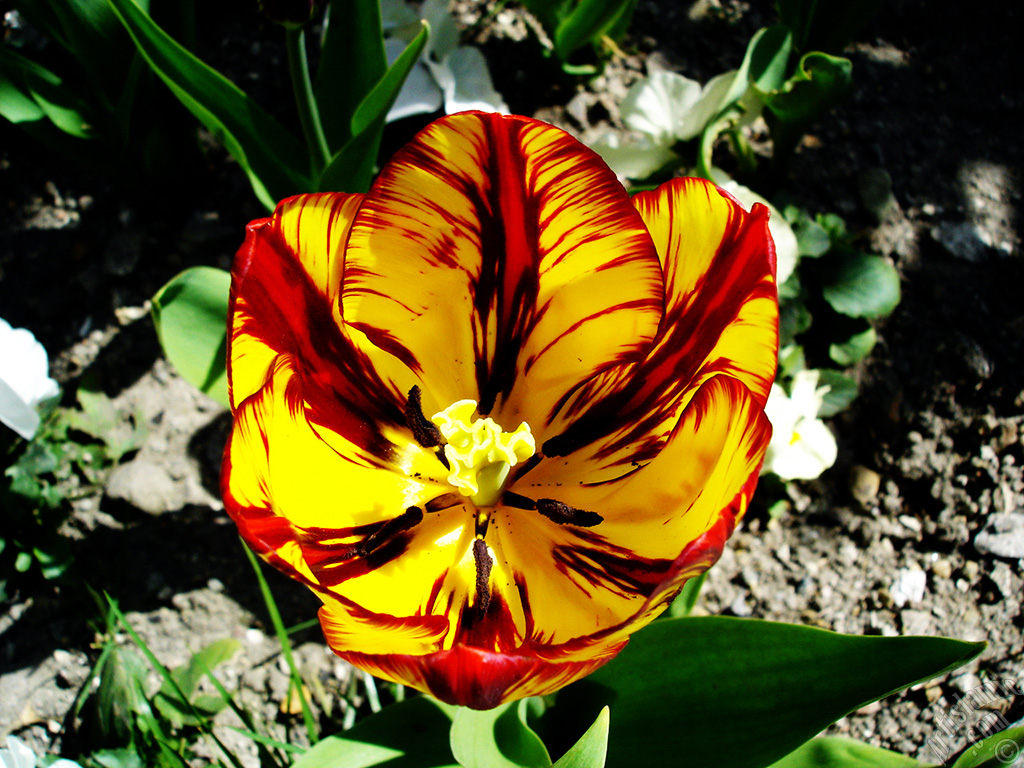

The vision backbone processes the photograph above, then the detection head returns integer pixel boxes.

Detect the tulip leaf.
[767,737,926,768]
[315,0,387,152]
[554,0,635,61]
[151,267,230,408]
[106,0,310,209]
[548,617,984,768]
[822,251,901,318]
[551,707,609,768]
[319,22,429,194]
[949,726,1024,768]
[829,326,877,366]
[0,46,95,137]
[450,699,551,768]
[293,697,458,768]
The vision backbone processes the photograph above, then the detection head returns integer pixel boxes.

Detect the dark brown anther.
[536,498,603,527]
[425,493,463,512]
[473,538,493,615]
[405,386,449,468]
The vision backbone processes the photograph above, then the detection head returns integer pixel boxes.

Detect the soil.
[1,0,1021,766]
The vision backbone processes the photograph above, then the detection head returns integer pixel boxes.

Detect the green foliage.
[0,0,198,181]
[0,388,145,599]
[71,598,250,768]
[151,267,231,408]
[948,725,1024,768]
[768,736,925,767]
[450,700,551,768]
[550,707,608,768]
[546,617,983,768]
[518,0,636,74]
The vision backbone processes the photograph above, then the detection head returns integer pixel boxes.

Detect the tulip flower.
[0,318,59,440]
[223,112,778,709]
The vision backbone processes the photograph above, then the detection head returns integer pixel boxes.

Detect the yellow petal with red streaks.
[542,176,777,472]
[340,112,664,439]
[507,375,771,648]
[222,355,449,585]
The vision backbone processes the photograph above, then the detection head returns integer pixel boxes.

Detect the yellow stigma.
[430,400,536,507]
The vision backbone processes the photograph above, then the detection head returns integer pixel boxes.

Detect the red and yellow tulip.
[222,112,778,709]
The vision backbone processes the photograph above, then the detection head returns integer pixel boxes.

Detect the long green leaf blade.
[550,617,983,768]
[551,708,609,768]
[106,0,310,208]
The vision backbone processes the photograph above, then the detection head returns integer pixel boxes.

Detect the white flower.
[589,69,735,179]
[382,0,507,123]
[762,370,837,481]
[0,736,83,768]
[0,318,59,440]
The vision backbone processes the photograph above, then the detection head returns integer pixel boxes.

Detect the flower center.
[430,400,535,507]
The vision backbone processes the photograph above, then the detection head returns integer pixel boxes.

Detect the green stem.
[286,26,330,175]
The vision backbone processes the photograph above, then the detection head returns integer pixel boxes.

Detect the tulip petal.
[508,375,771,647]
[543,177,777,472]
[339,112,665,439]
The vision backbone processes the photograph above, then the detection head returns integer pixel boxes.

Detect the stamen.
[536,498,603,527]
[472,538,493,615]
[405,386,449,468]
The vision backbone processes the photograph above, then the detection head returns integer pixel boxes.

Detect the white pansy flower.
[762,370,837,481]
[382,0,507,123]
[590,69,737,179]
[0,736,83,768]
[0,318,59,440]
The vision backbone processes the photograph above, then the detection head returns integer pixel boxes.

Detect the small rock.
[924,684,943,703]
[849,465,881,509]
[728,595,753,617]
[105,459,185,515]
[931,558,953,580]
[989,562,1015,598]
[900,609,934,636]
[932,221,989,262]
[891,568,928,607]
[975,513,1024,559]
[962,560,981,580]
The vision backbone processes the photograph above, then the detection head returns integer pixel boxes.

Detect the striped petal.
[222,114,779,710]
[339,112,665,440]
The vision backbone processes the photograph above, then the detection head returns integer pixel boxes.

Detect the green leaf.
[764,51,853,124]
[319,22,429,194]
[768,737,924,768]
[154,638,241,728]
[829,326,877,366]
[549,617,983,768]
[822,252,901,318]
[816,369,858,417]
[668,571,706,618]
[151,267,229,407]
[0,46,95,137]
[950,725,1024,768]
[106,0,310,208]
[779,298,812,347]
[551,707,609,768]
[314,0,387,152]
[554,0,635,61]
[293,697,458,768]
[450,699,551,768]
[795,219,832,257]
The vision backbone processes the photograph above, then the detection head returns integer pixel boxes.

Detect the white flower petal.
[620,70,702,145]
[429,46,507,115]
[0,318,59,440]
[1,736,37,768]
[766,417,838,481]
[385,39,443,122]
[587,128,679,180]
[420,0,460,60]
[676,70,737,140]
[379,0,419,30]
